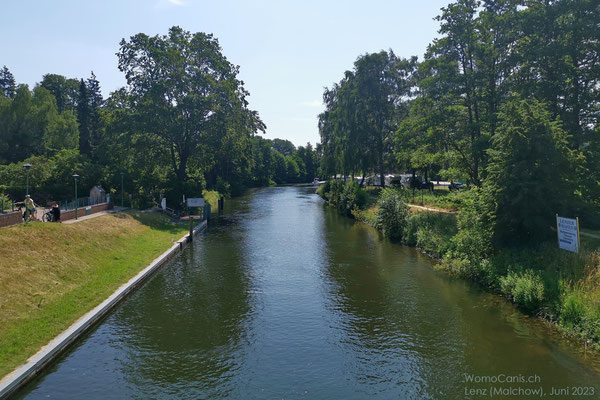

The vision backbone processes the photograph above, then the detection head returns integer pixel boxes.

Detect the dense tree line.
[0,27,319,208]
[319,0,600,242]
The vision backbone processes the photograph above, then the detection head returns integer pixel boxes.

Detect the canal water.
[16,186,600,399]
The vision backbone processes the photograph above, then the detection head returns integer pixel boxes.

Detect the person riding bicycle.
[24,195,36,222]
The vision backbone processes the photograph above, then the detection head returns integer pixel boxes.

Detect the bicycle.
[42,209,55,222]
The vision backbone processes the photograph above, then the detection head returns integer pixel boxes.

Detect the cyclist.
[24,195,36,222]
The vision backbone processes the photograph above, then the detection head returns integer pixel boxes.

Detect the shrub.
[0,193,11,211]
[324,179,344,205]
[447,188,495,267]
[375,188,409,241]
[405,212,458,258]
[560,292,586,328]
[499,269,545,312]
[338,182,367,216]
[319,180,367,217]
[216,177,231,198]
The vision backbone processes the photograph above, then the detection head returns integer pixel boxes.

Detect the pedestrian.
[24,195,36,222]
[51,202,61,222]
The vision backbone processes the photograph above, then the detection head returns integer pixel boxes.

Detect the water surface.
[16,186,600,399]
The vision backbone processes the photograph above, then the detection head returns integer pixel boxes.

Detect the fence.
[1,192,107,212]
[59,193,107,211]
[0,192,110,228]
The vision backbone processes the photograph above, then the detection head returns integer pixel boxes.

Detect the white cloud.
[155,0,186,8]
[300,100,323,108]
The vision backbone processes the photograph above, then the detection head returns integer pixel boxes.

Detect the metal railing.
[61,193,107,211]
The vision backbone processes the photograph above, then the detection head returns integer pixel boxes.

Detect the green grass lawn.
[0,211,189,378]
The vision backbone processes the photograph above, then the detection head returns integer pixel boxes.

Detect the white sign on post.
[161,198,166,210]
[556,215,579,253]
[187,198,205,208]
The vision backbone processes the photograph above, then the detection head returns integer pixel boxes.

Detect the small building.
[89,186,106,204]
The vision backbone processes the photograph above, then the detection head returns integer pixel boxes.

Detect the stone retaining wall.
[60,203,111,222]
[0,211,23,228]
[0,203,112,227]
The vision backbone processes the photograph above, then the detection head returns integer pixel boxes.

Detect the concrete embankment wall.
[0,219,208,399]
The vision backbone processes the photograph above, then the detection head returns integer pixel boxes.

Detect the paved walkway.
[62,207,128,224]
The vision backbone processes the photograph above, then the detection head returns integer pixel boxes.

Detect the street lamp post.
[120,172,124,208]
[23,163,32,196]
[73,173,79,220]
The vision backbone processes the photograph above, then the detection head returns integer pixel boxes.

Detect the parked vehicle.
[416,180,434,190]
[449,181,463,191]
[395,174,431,190]
[389,177,402,187]
[396,174,415,188]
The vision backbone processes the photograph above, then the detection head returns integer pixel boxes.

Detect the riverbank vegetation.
[319,180,600,348]
[0,211,190,378]
[317,0,600,348]
[0,27,319,209]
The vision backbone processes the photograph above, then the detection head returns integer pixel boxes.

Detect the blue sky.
[1,0,449,147]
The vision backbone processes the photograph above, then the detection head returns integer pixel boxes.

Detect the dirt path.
[408,204,457,214]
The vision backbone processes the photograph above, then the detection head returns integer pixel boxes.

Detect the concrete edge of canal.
[0,219,208,400]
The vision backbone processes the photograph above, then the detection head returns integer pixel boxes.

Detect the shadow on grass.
[119,210,190,234]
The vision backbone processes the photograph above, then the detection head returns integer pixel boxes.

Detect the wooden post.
[218,197,224,214]
[556,214,559,248]
[576,217,580,253]
[189,216,193,242]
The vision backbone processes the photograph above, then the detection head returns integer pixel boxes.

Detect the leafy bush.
[216,177,231,198]
[0,193,12,212]
[447,188,495,267]
[323,179,344,205]
[404,212,457,258]
[560,292,586,328]
[404,212,458,258]
[499,269,545,312]
[338,182,367,216]
[375,188,409,241]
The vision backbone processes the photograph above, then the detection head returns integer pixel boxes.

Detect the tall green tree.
[0,66,16,99]
[271,138,296,156]
[86,72,104,157]
[77,78,91,155]
[487,97,576,244]
[40,74,79,113]
[319,53,416,185]
[116,26,263,196]
[0,85,79,163]
[296,143,318,181]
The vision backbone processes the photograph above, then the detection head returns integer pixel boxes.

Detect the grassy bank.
[0,211,189,378]
[318,180,600,349]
